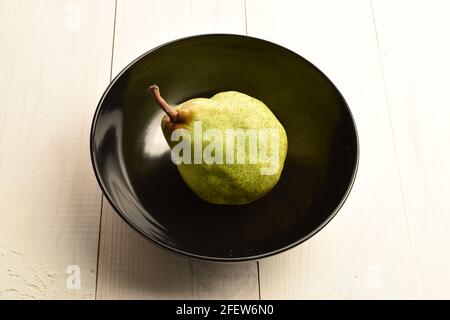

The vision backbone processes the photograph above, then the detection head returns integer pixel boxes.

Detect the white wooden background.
[0,0,449,299]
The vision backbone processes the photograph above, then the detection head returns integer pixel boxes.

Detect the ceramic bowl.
[90,34,358,262]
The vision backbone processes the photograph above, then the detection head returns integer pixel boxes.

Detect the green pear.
[149,85,288,205]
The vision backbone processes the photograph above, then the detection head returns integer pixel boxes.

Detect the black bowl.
[90,34,358,262]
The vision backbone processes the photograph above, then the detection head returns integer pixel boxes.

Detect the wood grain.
[95,0,259,300]
[372,0,450,298]
[0,0,115,299]
[2,0,449,300]
[246,0,421,299]
[97,201,259,299]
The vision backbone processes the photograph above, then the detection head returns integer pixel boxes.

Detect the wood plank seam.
[244,0,248,36]
[257,261,261,299]
[94,196,104,299]
[369,0,424,298]
[95,0,119,300]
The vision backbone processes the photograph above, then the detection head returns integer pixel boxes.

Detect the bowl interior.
[91,34,358,261]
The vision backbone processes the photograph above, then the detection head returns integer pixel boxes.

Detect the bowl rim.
[90,33,360,262]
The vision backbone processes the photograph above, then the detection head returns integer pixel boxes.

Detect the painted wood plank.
[246,0,421,299]
[372,0,450,299]
[95,0,259,300]
[0,0,115,299]
[97,201,259,299]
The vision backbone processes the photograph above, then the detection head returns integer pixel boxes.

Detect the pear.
[149,85,288,205]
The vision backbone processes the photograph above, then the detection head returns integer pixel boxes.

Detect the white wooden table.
[1,0,449,299]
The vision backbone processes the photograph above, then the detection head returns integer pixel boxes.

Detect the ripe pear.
[149,85,288,205]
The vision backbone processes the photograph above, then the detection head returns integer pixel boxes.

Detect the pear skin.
[150,85,288,205]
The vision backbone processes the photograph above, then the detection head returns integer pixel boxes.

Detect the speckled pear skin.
[161,91,288,205]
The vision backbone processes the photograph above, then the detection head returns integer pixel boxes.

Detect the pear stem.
[149,84,178,122]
